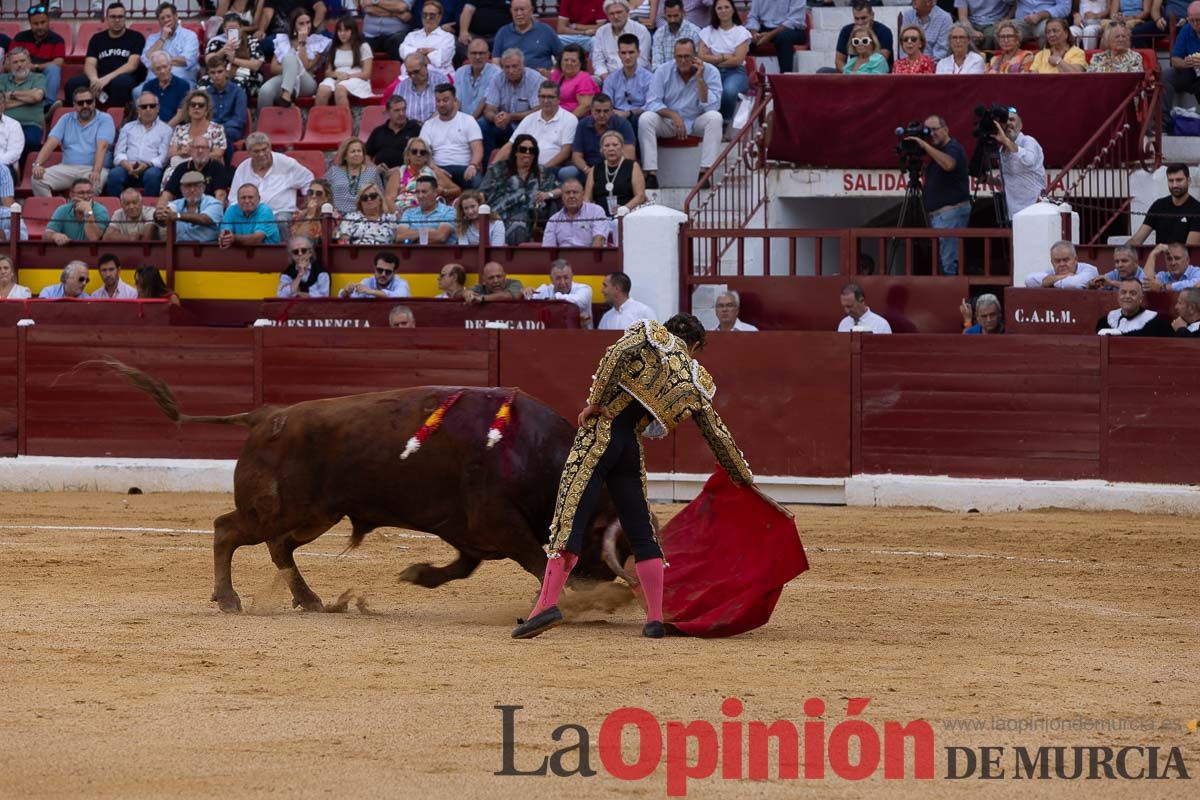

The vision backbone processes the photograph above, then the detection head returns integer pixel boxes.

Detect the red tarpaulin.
[660,470,808,637]
[767,73,1144,169]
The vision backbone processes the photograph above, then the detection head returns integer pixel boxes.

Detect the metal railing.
[0,1,208,17]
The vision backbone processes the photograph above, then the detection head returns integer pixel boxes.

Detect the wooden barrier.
[0,299,188,327]
[259,297,582,329]
[1004,287,1177,335]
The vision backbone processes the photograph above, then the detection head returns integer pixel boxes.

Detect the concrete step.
[809,30,841,52]
[1161,134,1200,162]
[794,50,834,74]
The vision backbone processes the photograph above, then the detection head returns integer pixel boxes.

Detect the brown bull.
[100,360,631,613]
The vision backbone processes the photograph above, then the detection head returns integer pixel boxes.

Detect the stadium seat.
[60,63,85,102]
[20,196,63,240]
[70,22,105,60]
[49,106,70,130]
[49,21,72,53]
[289,149,327,178]
[358,105,387,139]
[0,22,20,41]
[254,106,303,148]
[182,21,205,52]
[296,106,352,150]
[108,107,125,130]
[17,152,61,198]
[130,22,159,41]
[369,60,402,102]
[97,197,122,217]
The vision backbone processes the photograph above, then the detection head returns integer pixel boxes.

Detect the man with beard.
[1128,163,1200,247]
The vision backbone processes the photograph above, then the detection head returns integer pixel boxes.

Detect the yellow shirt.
[1030,46,1087,74]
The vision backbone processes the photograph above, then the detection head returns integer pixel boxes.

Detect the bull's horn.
[602,521,640,587]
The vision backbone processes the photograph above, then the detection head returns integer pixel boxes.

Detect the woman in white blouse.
[699,0,751,121]
[258,8,331,108]
[398,0,457,76]
[0,255,31,300]
[315,17,375,107]
[936,22,986,75]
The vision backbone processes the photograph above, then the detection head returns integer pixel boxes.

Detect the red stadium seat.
[231,150,250,169]
[70,22,105,60]
[0,22,20,41]
[296,106,352,150]
[370,60,402,98]
[20,196,63,240]
[254,106,303,148]
[289,149,327,178]
[59,63,85,103]
[129,22,160,41]
[108,107,125,130]
[49,21,73,53]
[49,105,69,130]
[358,105,387,139]
[17,152,61,198]
[182,21,205,52]
[97,197,122,217]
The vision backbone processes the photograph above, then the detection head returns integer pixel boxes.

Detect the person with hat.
[154,169,222,242]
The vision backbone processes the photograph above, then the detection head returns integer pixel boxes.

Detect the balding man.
[138,49,189,125]
[1172,287,1200,335]
[1096,280,1172,336]
[712,290,758,331]
[1144,241,1200,292]
[492,0,562,71]
[39,260,90,298]
[465,261,523,305]
[1024,241,1100,289]
[523,259,594,327]
[106,90,171,197]
[391,53,448,124]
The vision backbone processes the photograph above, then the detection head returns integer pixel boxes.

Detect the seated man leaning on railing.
[1024,240,1101,288]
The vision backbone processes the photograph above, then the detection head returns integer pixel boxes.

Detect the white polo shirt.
[231,152,315,215]
[599,297,656,330]
[420,111,483,167]
[513,107,579,168]
[837,308,892,334]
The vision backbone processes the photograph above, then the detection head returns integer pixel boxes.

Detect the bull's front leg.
[398,552,482,588]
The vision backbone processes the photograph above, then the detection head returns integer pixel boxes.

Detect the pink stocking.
[634,558,664,623]
[529,552,578,617]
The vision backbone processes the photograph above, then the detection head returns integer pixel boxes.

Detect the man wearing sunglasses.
[339,251,412,298]
[105,90,171,197]
[64,3,146,112]
[38,261,90,299]
[13,6,65,114]
[900,0,953,60]
[31,86,114,197]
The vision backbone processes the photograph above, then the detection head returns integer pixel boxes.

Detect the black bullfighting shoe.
[642,621,665,639]
[511,606,563,639]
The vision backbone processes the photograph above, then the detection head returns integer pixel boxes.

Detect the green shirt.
[47,201,110,240]
[0,72,48,129]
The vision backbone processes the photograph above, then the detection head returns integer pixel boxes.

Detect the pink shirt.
[549,70,599,113]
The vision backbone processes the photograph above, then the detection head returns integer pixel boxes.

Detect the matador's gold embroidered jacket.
[587,319,754,485]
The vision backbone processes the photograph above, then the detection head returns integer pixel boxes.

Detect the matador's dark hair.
[665,313,706,350]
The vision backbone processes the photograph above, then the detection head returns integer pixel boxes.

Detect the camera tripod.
[886,155,928,274]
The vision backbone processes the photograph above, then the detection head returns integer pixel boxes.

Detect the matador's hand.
[577,403,614,427]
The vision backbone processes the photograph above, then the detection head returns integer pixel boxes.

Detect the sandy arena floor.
[0,492,1197,799]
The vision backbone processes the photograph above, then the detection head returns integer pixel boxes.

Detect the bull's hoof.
[511,606,562,639]
[398,563,434,586]
[293,595,324,612]
[212,593,242,613]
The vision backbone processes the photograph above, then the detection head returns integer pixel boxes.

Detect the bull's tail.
[84,357,257,427]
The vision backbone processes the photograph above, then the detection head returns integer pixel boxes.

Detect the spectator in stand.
[745,0,809,74]
[1087,23,1145,72]
[396,175,458,244]
[956,0,1010,50]
[605,35,654,131]
[103,187,157,242]
[843,27,890,74]
[905,114,970,275]
[65,3,145,112]
[480,49,544,162]
[1089,243,1147,288]
[960,293,1003,333]
[1015,0,1072,45]
[479,133,559,244]
[0,95,25,173]
[160,136,230,204]
[0,166,27,243]
[1096,279,1173,335]
[1070,0,1109,50]
[389,305,417,327]
[1170,5,1200,123]
[219,183,281,247]
[436,262,468,298]
[106,91,172,197]
[339,251,411,298]
[988,20,1034,72]
[0,255,32,300]
[155,170,222,243]
[231,132,315,230]
[39,261,90,299]
[572,93,636,174]
[163,90,229,188]
[422,84,485,188]
[597,271,654,327]
[1024,240,1101,287]
[367,96,424,178]
[276,235,329,298]
[584,129,646,221]
[337,183,400,244]
[258,8,330,109]
[699,0,751,121]
[1143,0,1190,46]
[1145,241,1200,290]
[386,136,459,211]
[492,0,562,71]
[711,289,757,331]
[523,258,594,326]
[497,82,579,180]
[141,3,201,86]
[895,25,937,74]
[392,53,447,124]
[316,17,374,108]
[1030,17,1087,72]
[836,2,893,72]
[544,176,608,247]
[289,178,336,242]
[1130,164,1200,246]
[551,45,599,119]
[558,0,608,52]
[458,0,513,45]
[202,13,266,98]
[653,0,704,68]
[47,180,110,246]
[937,22,986,73]
[1172,286,1200,334]
[14,6,65,114]
[1112,1,1155,41]
[594,1,653,81]
[328,138,384,216]
[200,58,248,162]
[90,253,138,299]
[135,266,179,304]
[0,49,47,154]
[32,87,115,197]
[837,283,893,333]
[465,260,523,304]
[141,50,190,124]
[453,37,502,122]
[901,0,953,60]
[362,0,412,57]
[401,1,458,75]
[640,39,722,190]
[654,0,713,29]
[455,189,506,244]
[995,110,1045,219]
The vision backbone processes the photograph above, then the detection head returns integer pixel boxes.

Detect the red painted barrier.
[260,297,582,329]
[1004,287,1176,335]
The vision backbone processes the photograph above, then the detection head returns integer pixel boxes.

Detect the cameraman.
[992,109,1045,221]
[907,115,970,275]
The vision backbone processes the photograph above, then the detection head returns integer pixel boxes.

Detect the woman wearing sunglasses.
[162,90,228,186]
[478,133,560,245]
[384,137,458,213]
[289,179,336,241]
[842,27,889,74]
[336,183,400,245]
[893,25,936,74]
[276,235,329,298]
[988,21,1034,73]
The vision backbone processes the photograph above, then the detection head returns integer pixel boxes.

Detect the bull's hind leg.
[398,552,482,588]
[266,534,325,612]
[212,511,265,613]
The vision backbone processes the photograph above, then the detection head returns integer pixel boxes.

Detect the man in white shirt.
[712,290,758,331]
[1023,241,1100,289]
[399,0,457,74]
[837,283,893,333]
[91,252,138,299]
[598,271,656,329]
[0,94,24,172]
[592,0,652,81]
[419,83,484,188]
[496,81,578,180]
[993,110,1045,220]
[230,132,315,235]
[523,258,594,328]
[103,187,158,242]
[106,90,172,197]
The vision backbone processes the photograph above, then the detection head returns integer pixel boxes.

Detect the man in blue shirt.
[1013,0,1071,46]
[219,184,281,247]
[491,0,562,71]
[395,175,457,243]
[571,93,636,173]
[140,2,200,85]
[480,50,544,163]
[745,0,809,73]
[30,86,116,197]
[140,50,190,125]
[955,0,1014,50]
[603,33,654,131]
[203,57,247,166]
[453,36,501,119]
[1169,4,1200,114]
[157,171,222,243]
[339,251,412,298]
[961,294,1004,334]
[638,38,723,189]
[1145,240,1200,291]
